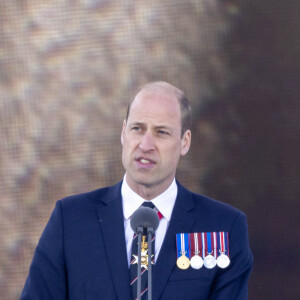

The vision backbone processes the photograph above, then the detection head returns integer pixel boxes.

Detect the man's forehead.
[132,89,179,109]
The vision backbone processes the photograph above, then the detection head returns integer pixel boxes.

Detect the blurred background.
[0,0,299,299]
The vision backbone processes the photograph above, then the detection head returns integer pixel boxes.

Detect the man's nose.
[139,132,155,152]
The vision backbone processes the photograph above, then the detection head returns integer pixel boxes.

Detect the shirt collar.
[121,174,177,222]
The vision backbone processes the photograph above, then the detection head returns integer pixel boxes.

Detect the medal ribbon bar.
[217,231,230,256]
[213,232,217,259]
[176,233,190,259]
[207,232,212,255]
[225,232,229,257]
[190,233,202,257]
[201,232,206,259]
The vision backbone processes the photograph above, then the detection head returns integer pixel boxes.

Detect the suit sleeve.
[20,201,67,300]
[209,212,253,300]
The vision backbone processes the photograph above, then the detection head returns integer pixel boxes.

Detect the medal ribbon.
[216,231,221,256]
[176,233,190,259]
[207,232,212,255]
[201,232,206,259]
[219,231,224,253]
[217,232,229,257]
[206,232,217,257]
[190,233,202,257]
[225,232,229,257]
[213,232,217,258]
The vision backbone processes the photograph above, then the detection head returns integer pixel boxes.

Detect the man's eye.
[132,126,140,131]
[158,130,169,135]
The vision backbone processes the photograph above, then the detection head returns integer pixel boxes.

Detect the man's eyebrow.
[155,125,172,131]
[128,122,145,126]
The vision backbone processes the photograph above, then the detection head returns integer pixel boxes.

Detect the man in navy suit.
[21,81,253,299]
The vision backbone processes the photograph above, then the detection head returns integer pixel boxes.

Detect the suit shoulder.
[193,192,245,217]
[178,183,246,227]
[192,192,247,231]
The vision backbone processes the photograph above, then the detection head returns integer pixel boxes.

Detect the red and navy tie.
[129,202,162,300]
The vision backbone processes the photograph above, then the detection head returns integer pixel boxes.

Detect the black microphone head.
[130,207,159,234]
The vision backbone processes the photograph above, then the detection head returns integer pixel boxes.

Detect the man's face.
[121,89,191,198]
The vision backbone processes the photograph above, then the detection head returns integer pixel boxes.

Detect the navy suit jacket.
[21,181,253,299]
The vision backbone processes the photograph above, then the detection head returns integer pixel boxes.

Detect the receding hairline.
[135,81,186,101]
[127,81,186,118]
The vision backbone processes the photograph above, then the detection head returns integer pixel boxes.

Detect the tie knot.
[142,201,155,209]
[142,201,163,220]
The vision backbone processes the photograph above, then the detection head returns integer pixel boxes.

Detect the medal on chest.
[190,233,204,269]
[176,233,190,270]
[175,231,230,271]
[203,232,217,269]
[216,232,230,268]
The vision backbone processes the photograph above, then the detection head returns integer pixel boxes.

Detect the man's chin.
[132,179,155,188]
[127,173,157,188]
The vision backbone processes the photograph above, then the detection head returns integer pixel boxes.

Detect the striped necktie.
[129,202,161,300]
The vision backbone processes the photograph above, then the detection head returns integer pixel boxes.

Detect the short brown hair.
[126,81,191,137]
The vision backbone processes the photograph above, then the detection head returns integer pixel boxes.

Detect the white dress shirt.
[121,175,177,267]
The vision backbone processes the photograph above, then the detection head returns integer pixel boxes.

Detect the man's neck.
[124,175,175,200]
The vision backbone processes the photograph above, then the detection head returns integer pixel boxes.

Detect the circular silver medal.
[204,254,217,269]
[190,255,204,269]
[216,253,230,269]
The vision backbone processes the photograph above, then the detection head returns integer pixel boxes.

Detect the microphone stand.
[147,227,154,300]
[130,208,158,300]
[137,226,154,300]
[137,227,143,300]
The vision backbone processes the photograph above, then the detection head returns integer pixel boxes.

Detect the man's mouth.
[140,158,151,164]
[136,157,155,165]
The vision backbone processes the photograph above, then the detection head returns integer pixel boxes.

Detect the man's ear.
[121,120,126,145]
[180,130,191,156]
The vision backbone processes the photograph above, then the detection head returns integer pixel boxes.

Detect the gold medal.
[176,254,190,270]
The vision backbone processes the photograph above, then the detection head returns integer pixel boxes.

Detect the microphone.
[130,207,159,300]
[130,207,159,234]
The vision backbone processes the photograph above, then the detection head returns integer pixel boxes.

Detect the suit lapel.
[96,182,131,300]
[153,183,197,300]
